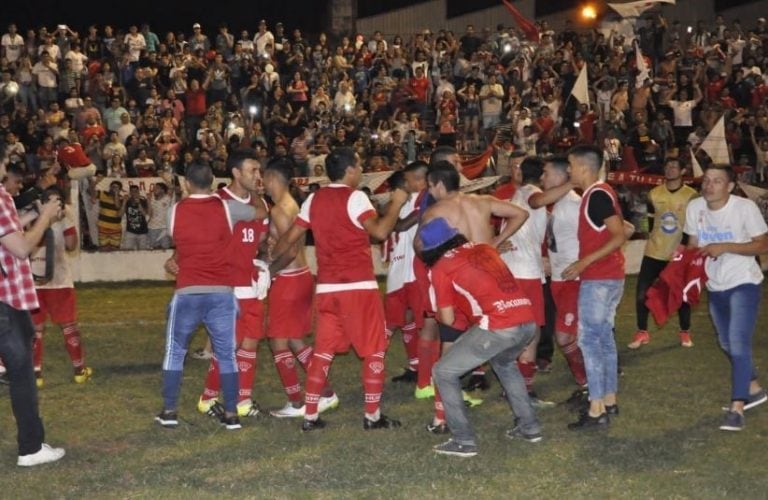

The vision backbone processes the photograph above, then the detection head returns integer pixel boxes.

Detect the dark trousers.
[636,255,691,331]
[0,303,45,455]
[536,279,556,363]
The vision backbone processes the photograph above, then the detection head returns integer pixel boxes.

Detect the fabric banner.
[292,171,394,193]
[607,0,676,19]
[698,116,730,165]
[571,65,590,105]
[501,0,540,42]
[461,146,495,179]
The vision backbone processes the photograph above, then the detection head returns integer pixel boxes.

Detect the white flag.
[635,42,650,88]
[690,154,704,178]
[699,116,731,165]
[738,181,768,202]
[571,65,590,105]
[608,0,676,19]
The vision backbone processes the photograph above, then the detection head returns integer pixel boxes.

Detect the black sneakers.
[220,415,242,430]
[391,369,417,383]
[301,418,327,432]
[363,414,402,430]
[155,410,179,428]
[505,426,543,443]
[568,412,609,431]
[426,421,449,434]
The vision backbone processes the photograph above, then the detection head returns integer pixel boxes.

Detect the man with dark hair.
[685,164,768,431]
[194,149,270,420]
[430,145,461,171]
[629,157,697,349]
[270,147,409,431]
[562,144,627,430]
[419,217,540,458]
[263,156,338,418]
[158,163,245,430]
[0,177,65,466]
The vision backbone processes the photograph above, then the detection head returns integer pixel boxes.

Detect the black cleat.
[220,415,242,430]
[205,401,226,420]
[568,412,609,431]
[426,421,450,434]
[463,373,490,392]
[564,388,590,411]
[301,418,327,432]
[606,404,619,416]
[155,410,179,428]
[363,414,402,430]
[391,369,418,383]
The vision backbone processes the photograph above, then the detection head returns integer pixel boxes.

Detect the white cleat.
[318,393,340,413]
[270,402,306,418]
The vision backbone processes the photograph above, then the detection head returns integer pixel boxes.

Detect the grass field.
[1,277,767,499]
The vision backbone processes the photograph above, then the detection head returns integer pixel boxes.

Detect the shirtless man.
[418,161,529,431]
[262,157,338,418]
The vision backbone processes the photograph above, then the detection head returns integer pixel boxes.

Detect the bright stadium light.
[581,4,598,20]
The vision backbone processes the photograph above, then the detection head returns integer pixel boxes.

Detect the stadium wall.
[354,0,762,37]
[70,241,649,282]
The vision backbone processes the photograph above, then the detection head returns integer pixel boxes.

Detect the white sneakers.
[270,393,341,418]
[17,443,65,467]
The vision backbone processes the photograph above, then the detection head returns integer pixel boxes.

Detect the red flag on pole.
[460,146,495,179]
[501,0,540,42]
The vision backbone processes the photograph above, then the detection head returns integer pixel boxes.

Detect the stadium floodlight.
[581,4,598,20]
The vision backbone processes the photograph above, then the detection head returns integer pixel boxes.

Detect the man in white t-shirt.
[124,26,146,63]
[32,52,59,110]
[1,24,24,64]
[684,165,768,432]
[668,86,702,146]
[252,20,274,58]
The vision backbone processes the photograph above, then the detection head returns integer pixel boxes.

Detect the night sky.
[2,0,327,38]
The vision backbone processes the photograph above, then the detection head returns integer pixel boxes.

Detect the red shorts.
[267,267,314,339]
[517,279,545,327]
[31,288,77,325]
[550,280,580,336]
[385,281,424,329]
[314,289,388,358]
[236,298,265,342]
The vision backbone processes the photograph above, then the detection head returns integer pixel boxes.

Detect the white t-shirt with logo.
[668,99,696,127]
[684,195,767,291]
[548,190,582,281]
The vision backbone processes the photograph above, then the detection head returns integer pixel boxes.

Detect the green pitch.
[1,278,767,498]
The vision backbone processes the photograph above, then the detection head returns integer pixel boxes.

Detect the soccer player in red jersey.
[263,157,338,418]
[419,217,541,458]
[270,147,409,431]
[196,149,270,419]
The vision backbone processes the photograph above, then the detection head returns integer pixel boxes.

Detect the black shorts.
[439,323,465,343]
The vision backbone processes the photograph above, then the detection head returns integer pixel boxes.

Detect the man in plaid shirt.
[0,183,66,467]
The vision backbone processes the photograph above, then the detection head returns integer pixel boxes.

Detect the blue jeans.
[433,322,538,446]
[578,279,624,401]
[708,283,762,402]
[162,292,239,412]
[0,303,45,455]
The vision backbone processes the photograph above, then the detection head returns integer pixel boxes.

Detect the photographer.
[0,176,65,466]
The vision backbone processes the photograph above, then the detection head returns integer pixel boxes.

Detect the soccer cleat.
[154,410,179,428]
[414,384,435,399]
[505,426,543,443]
[606,404,619,416]
[17,443,66,467]
[220,415,242,430]
[462,391,484,408]
[74,367,93,384]
[426,421,450,434]
[391,369,418,383]
[301,417,327,432]
[627,330,650,349]
[237,401,263,418]
[197,397,219,414]
[568,412,609,431]
[719,410,744,432]
[564,387,590,411]
[190,348,213,360]
[270,402,306,418]
[433,439,478,458]
[463,373,490,392]
[721,389,768,412]
[35,372,44,389]
[198,400,225,420]
[318,393,340,413]
[679,331,694,348]
[363,414,402,430]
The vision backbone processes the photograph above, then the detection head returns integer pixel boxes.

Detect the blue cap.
[420,218,459,251]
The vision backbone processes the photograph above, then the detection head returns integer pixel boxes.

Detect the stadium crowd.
[1,13,768,248]
[0,8,768,465]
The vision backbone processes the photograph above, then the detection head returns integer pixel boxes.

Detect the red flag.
[460,146,494,179]
[502,0,540,42]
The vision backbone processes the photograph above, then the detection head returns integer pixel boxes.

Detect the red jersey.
[296,184,377,290]
[409,76,430,103]
[170,194,233,289]
[57,143,91,168]
[431,242,536,330]
[646,246,707,326]
[217,187,269,296]
[578,182,625,280]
